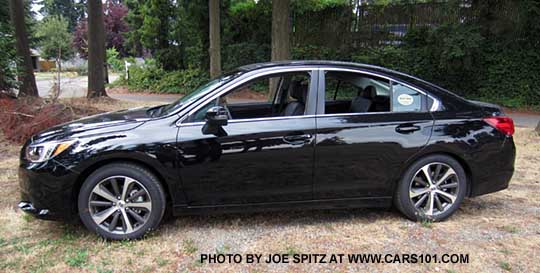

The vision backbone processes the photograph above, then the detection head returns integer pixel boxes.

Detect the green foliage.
[293,45,351,61]
[106,48,124,73]
[118,0,540,107]
[39,0,85,32]
[222,43,270,71]
[0,22,18,91]
[124,0,145,56]
[138,0,187,70]
[292,0,349,13]
[0,0,19,91]
[156,69,208,94]
[225,0,271,46]
[120,61,209,94]
[35,15,74,62]
[476,49,540,107]
[140,0,172,49]
[350,22,540,107]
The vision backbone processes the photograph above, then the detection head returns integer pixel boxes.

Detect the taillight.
[483,116,514,136]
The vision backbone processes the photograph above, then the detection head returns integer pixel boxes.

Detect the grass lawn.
[0,99,538,272]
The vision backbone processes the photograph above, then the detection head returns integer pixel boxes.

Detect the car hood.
[31,107,151,143]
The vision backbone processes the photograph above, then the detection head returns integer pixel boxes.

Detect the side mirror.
[205,106,228,126]
[202,106,228,136]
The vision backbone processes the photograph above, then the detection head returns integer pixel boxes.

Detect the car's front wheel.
[78,163,166,240]
[394,154,467,222]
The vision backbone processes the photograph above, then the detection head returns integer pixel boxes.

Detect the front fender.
[53,123,185,206]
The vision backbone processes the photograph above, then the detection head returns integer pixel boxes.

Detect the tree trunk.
[270,0,291,96]
[9,0,38,97]
[0,69,6,92]
[271,0,291,62]
[57,47,62,99]
[209,0,221,78]
[87,0,107,98]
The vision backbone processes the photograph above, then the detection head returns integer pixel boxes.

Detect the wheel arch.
[395,150,474,197]
[72,158,174,213]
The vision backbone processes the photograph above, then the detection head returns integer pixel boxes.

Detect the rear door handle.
[395,125,421,134]
[283,134,312,144]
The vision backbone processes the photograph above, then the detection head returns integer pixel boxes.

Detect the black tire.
[78,163,166,240]
[394,154,467,222]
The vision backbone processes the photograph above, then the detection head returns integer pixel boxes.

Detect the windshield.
[157,71,242,116]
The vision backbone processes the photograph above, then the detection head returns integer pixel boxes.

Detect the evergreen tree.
[39,0,86,32]
[9,0,38,97]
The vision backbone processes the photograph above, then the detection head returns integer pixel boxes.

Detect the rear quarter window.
[392,83,424,112]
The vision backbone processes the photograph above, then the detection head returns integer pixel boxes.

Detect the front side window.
[187,71,312,123]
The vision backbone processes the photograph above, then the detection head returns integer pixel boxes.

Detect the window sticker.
[397,94,414,106]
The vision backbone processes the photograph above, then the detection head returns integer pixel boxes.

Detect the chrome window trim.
[177,114,317,128]
[313,112,431,118]
[321,67,441,112]
[175,66,442,126]
[175,66,316,126]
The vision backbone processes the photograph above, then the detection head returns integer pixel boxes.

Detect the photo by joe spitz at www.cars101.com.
[19,61,515,240]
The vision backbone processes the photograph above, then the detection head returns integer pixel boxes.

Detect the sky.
[31,2,44,20]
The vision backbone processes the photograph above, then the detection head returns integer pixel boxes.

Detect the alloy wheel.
[88,176,152,234]
[409,162,459,217]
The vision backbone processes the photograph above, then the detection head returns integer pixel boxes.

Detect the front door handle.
[395,125,421,134]
[283,134,312,144]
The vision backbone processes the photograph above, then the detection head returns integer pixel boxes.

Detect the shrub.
[107,48,124,73]
[119,62,209,94]
[293,45,351,61]
[222,42,270,71]
[154,69,208,94]
[476,49,540,108]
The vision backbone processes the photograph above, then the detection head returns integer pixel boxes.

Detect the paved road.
[108,93,181,103]
[508,112,540,128]
[36,75,119,99]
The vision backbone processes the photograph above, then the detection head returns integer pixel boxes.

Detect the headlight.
[25,140,76,163]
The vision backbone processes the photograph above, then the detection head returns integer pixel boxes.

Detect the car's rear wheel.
[394,155,467,222]
[78,163,166,240]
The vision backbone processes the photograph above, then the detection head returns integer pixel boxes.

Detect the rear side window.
[392,82,424,112]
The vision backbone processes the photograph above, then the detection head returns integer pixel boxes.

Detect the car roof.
[238,60,392,73]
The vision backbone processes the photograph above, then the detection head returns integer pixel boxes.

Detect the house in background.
[30,49,56,72]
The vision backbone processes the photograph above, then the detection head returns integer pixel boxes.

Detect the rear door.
[314,69,435,199]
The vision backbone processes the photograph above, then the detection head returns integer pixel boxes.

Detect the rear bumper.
[469,136,516,197]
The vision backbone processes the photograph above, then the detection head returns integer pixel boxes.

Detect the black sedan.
[19,61,515,240]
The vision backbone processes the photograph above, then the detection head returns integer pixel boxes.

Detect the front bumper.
[18,201,55,220]
[19,159,80,221]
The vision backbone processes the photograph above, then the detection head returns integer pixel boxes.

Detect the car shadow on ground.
[161,207,399,227]
[51,196,507,241]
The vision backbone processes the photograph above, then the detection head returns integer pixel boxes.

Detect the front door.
[177,69,318,206]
